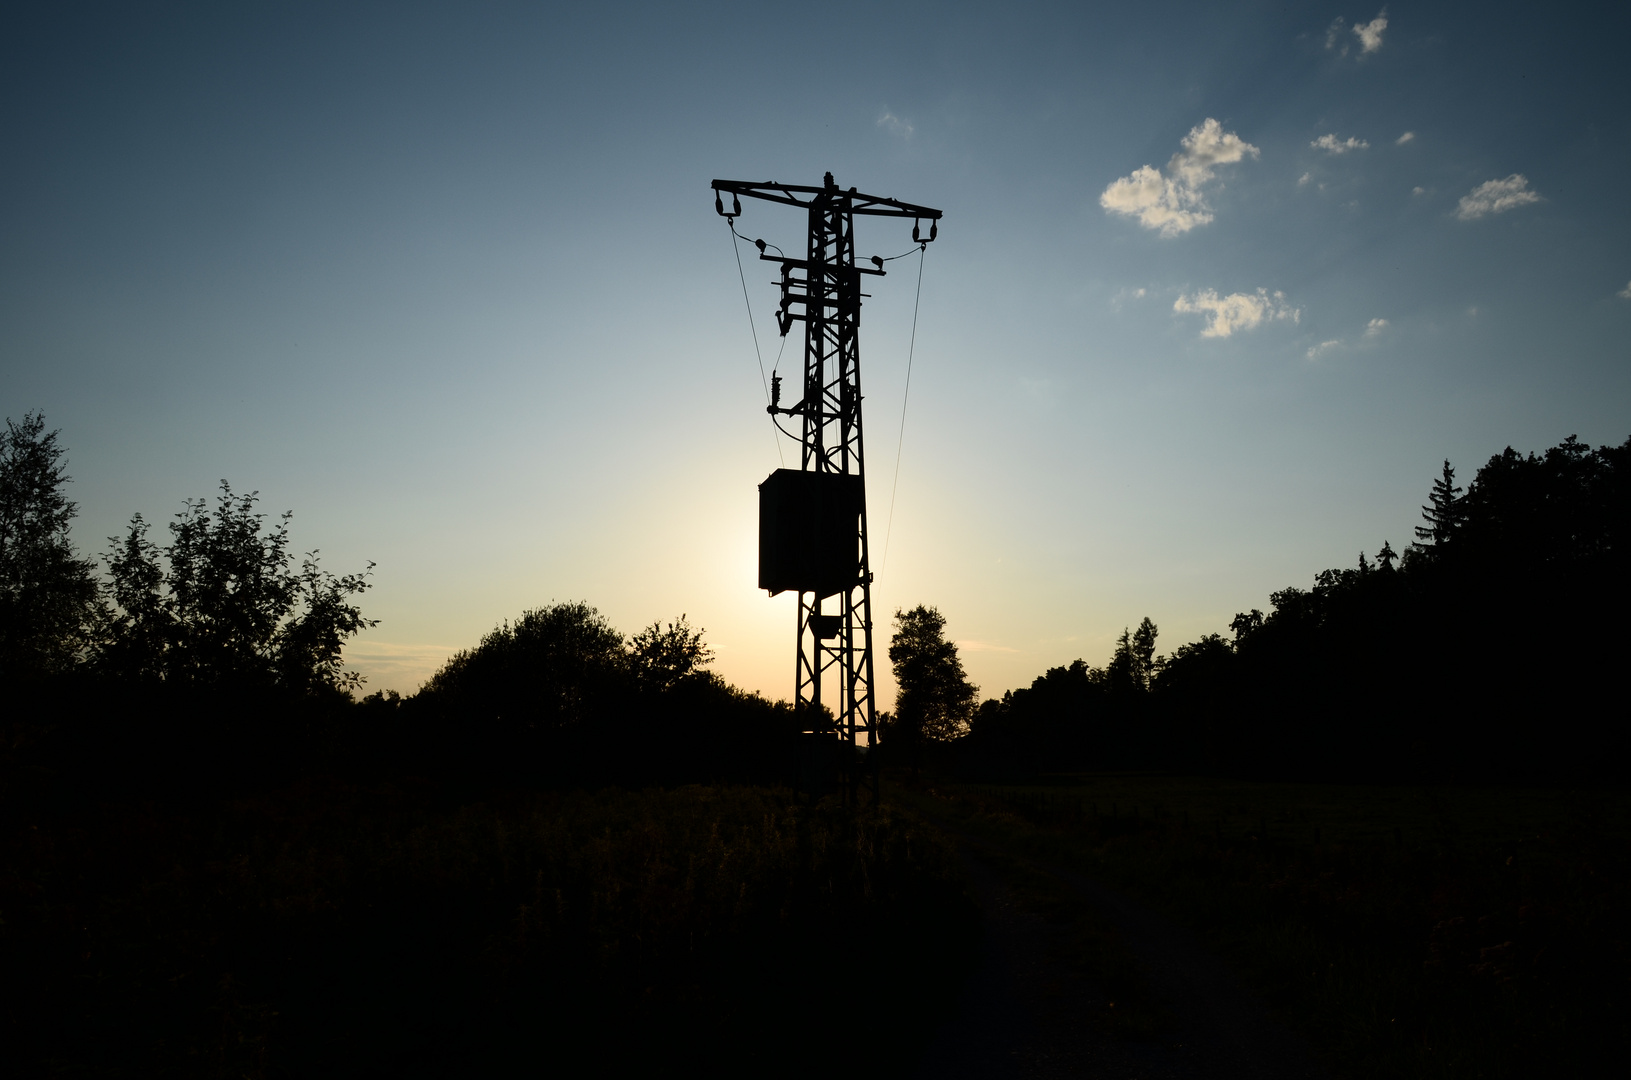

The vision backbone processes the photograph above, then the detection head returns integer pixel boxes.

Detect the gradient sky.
[4,1,1628,706]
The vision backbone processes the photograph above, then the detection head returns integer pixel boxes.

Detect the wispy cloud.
[1412,185,1427,196]
[956,639,1019,654]
[1100,119,1260,237]
[1110,286,1149,310]
[1619,281,1631,300]
[1364,317,1389,336]
[343,640,460,693]
[1456,174,1542,220]
[1326,11,1387,57]
[1312,133,1369,154]
[1353,11,1388,54]
[1173,288,1299,338]
[1298,171,1313,186]
[876,109,913,139]
[1396,131,1416,144]
[1307,339,1341,359]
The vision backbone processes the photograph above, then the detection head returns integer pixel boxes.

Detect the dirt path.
[913,810,1330,1080]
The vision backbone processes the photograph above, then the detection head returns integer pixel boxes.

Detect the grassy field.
[888,773,1630,1079]
[2,781,976,1077]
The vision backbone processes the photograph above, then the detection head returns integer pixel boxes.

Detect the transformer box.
[758,468,864,598]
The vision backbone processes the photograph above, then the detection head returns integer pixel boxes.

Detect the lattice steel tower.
[713,172,941,801]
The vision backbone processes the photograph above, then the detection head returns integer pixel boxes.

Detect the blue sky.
[4,1,1628,702]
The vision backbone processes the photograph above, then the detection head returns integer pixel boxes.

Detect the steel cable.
[726,220,784,466]
[880,244,927,573]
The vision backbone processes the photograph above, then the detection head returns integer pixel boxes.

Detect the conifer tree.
[0,413,101,676]
[1414,460,1464,546]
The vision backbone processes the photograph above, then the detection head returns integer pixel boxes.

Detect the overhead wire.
[880,244,927,574]
[725,219,784,467]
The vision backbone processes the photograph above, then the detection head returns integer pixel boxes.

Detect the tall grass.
[2,782,975,1076]
[902,775,1629,1078]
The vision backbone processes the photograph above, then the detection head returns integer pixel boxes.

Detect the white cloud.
[955,639,1019,654]
[1100,119,1260,236]
[1456,174,1542,220]
[1173,288,1300,338]
[876,109,913,139]
[1298,171,1312,186]
[1364,317,1389,336]
[1619,281,1631,300]
[1412,185,1426,196]
[1353,11,1388,53]
[1306,339,1341,359]
[1312,133,1369,154]
[1325,18,1347,50]
[1396,131,1416,144]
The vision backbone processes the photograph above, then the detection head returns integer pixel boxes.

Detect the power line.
[880,244,926,573]
[726,219,784,467]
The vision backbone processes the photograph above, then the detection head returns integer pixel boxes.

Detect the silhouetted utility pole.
[713,172,941,803]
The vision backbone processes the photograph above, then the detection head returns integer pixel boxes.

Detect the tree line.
[6,411,1625,789]
[893,435,1629,784]
[0,412,792,793]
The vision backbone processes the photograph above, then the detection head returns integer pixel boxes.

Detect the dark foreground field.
[890,774,1630,1079]
[2,781,975,1076]
[5,771,1625,1078]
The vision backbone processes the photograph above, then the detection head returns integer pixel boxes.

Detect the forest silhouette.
[961,436,1630,785]
[2,411,1626,1075]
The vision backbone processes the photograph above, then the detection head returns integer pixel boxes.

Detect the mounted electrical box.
[758,468,863,598]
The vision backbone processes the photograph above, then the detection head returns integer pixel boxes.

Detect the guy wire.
[880,244,926,573]
[726,220,784,467]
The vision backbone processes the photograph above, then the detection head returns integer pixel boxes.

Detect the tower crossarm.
[712,178,942,222]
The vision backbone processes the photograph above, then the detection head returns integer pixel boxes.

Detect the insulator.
[732,196,741,215]
[929,221,937,241]
[870,255,883,270]
[755,239,766,254]
[714,194,724,216]
[912,220,920,242]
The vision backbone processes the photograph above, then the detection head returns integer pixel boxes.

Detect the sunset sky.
[4,1,1628,706]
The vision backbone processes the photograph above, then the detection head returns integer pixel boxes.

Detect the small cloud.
[1312,133,1369,154]
[1298,171,1313,186]
[1110,286,1149,310]
[1618,281,1631,300]
[1325,17,1347,50]
[1411,185,1426,196]
[1353,11,1388,54]
[956,640,1019,654]
[876,109,913,139]
[1306,339,1341,359]
[1396,131,1416,145]
[1100,118,1260,236]
[1173,288,1300,339]
[1364,317,1389,336]
[1456,174,1542,220]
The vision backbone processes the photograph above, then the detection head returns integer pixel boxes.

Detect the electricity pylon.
[713,171,941,802]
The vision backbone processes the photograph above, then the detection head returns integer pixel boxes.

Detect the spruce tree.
[1414,460,1464,546]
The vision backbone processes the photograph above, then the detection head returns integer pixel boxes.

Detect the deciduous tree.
[887,605,977,759]
[101,481,375,694]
